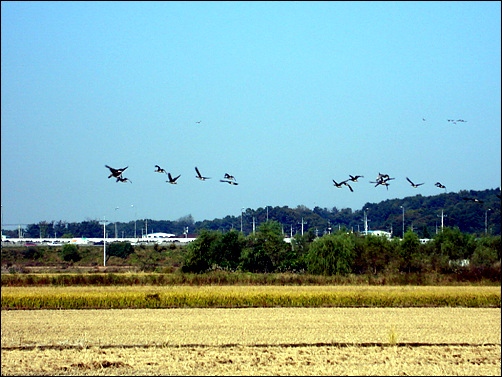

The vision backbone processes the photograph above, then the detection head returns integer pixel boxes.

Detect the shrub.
[61,244,81,262]
[107,242,134,259]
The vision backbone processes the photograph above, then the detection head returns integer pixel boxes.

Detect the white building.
[144,232,176,239]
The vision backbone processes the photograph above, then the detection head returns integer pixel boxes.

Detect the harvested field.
[2,307,501,375]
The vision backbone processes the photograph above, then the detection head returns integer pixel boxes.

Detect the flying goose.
[348,175,364,182]
[370,176,394,190]
[155,165,167,174]
[406,177,424,188]
[195,167,210,180]
[435,182,446,189]
[116,176,132,183]
[166,173,181,184]
[220,179,239,185]
[376,173,391,181]
[462,197,484,203]
[224,173,236,180]
[333,179,353,192]
[105,165,128,179]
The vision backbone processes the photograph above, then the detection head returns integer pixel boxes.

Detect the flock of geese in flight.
[105,165,453,195]
[104,117,494,204]
[105,165,239,186]
[331,173,447,193]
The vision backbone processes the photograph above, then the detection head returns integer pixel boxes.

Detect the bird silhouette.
[348,175,364,182]
[333,179,353,192]
[166,173,181,184]
[105,165,128,179]
[376,173,391,181]
[406,177,424,188]
[462,197,483,203]
[435,182,446,189]
[195,167,210,180]
[116,176,132,183]
[370,176,394,190]
[220,179,238,185]
[155,165,167,174]
[224,173,236,181]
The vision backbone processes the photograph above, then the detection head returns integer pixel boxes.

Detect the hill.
[6,188,501,239]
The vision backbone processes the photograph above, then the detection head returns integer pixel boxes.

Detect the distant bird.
[348,175,364,182]
[406,177,424,188]
[435,182,446,189]
[422,118,426,121]
[116,176,132,183]
[224,173,236,181]
[154,165,167,174]
[370,175,394,190]
[333,179,353,192]
[195,167,210,180]
[447,119,466,125]
[166,173,181,184]
[195,121,201,124]
[376,173,391,181]
[370,180,391,190]
[462,197,484,203]
[220,179,238,185]
[105,165,128,179]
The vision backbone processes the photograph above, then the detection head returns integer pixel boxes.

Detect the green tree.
[212,230,243,270]
[471,236,501,268]
[61,243,81,262]
[240,221,286,273]
[305,233,355,275]
[181,230,220,273]
[399,230,422,272]
[107,242,134,259]
[432,227,476,260]
[357,234,393,275]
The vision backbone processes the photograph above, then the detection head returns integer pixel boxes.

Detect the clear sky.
[1,1,501,228]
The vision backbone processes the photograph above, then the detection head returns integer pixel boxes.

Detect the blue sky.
[1,1,501,228]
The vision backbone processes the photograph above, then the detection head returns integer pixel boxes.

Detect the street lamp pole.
[131,205,137,238]
[114,207,119,239]
[100,217,109,267]
[364,208,368,235]
[485,209,491,235]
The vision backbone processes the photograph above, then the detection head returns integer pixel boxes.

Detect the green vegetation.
[4,189,500,239]
[1,226,500,284]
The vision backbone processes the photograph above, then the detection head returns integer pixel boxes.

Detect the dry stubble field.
[1,307,501,376]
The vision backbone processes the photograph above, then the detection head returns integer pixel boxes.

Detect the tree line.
[4,188,500,239]
[181,221,500,281]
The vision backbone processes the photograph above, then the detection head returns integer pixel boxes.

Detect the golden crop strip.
[1,285,500,309]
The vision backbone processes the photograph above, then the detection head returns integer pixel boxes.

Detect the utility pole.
[300,218,307,236]
[437,209,447,231]
[252,217,256,234]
